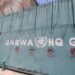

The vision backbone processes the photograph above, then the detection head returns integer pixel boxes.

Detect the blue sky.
[36,0,56,5]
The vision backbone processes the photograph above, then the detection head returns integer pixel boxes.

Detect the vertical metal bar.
[34,6,37,37]
[51,0,54,30]
[71,0,75,28]
[9,0,14,32]
[19,3,24,33]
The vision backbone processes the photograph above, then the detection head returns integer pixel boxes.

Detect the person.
[0,0,37,15]
[36,0,56,5]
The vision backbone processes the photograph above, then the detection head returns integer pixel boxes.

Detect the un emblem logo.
[35,36,47,48]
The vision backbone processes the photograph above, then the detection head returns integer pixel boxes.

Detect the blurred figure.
[0,0,37,15]
[0,69,25,75]
[36,0,56,5]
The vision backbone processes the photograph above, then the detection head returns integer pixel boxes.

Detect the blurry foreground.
[0,69,26,75]
[0,0,37,15]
